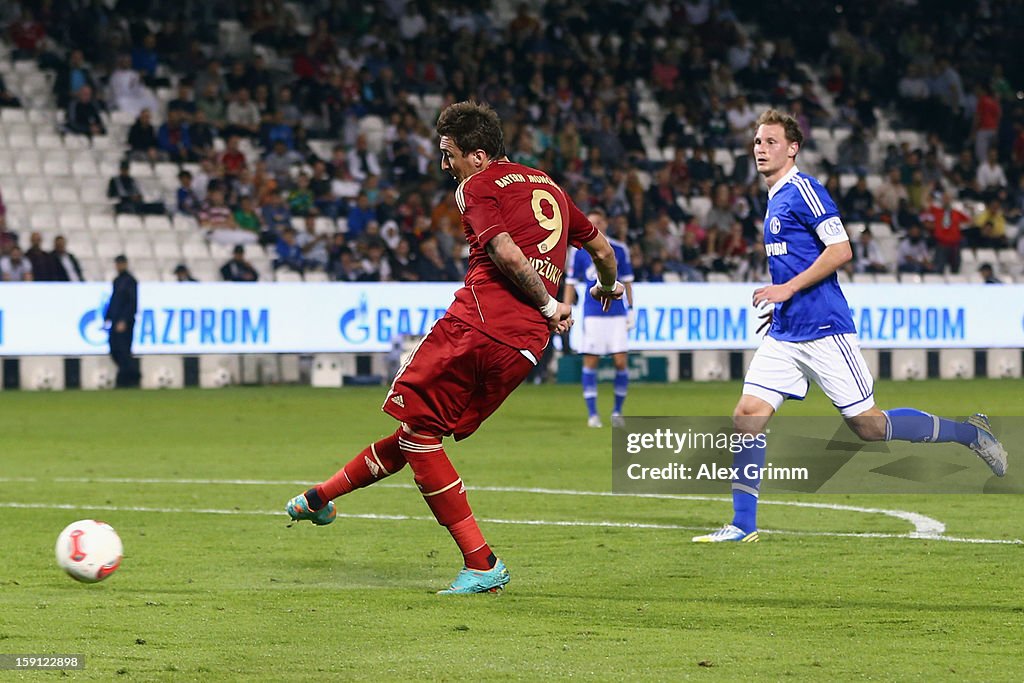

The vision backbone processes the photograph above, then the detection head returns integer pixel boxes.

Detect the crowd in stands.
[0,0,1023,284]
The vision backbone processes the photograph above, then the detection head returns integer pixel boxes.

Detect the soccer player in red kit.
[286,101,625,593]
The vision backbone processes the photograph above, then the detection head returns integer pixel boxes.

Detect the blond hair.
[755,109,804,149]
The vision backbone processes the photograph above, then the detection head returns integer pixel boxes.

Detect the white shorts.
[743,333,875,417]
[580,315,629,356]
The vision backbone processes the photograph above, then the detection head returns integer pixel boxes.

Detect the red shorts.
[381,314,535,440]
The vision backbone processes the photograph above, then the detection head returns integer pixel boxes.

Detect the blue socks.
[613,370,629,415]
[582,368,598,417]
[731,438,766,533]
[883,408,977,445]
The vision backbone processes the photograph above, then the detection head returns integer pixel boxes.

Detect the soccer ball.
[55,520,123,583]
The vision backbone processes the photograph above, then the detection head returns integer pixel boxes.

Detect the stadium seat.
[974,248,997,265]
[304,271,328,282]
[51,186,79,205]
[0,107,28,123]
[123,237,154,260]
[921,274,946,285]
[945,274,968,283]
[939,349,975,379]
[851,273,875,284]
[891,349,927,380]
[986,349,1022,379]
[116,214,145,232]
[85,211,116,231]
[899,272,922,284]
[199,355,240,388]
[14,157,41,174]
[310,354,347,388]
[80,355,118,390]
[151,234,183,261]
[140,356,185,390]
[692,350,729,382]
[275,270,303,282]
[29,212,58,232]
[42,159,71,176]
[19,356,66,391]
[134,266,161,282]
[182,242,211,260]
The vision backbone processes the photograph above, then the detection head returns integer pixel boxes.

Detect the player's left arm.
[754,190,853,307]
[485,233,572,331]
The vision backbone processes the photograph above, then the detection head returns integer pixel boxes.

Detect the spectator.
[967,199,1008,249]
[896,224,934,274]
[263,140,303,187]
[65,85,106,139]
[972,84,1000,164]
[978,263,1001,284]
[389,237,419,281]
[0,73,22,108]
[173,264,198,282]
[841,175,876,223]
[108,54,159,117]
[24,231,54,281]
[108,161,165,215]
[167,81,197,122]
[233,196,263,241]
[50,235,84,282]
[274,227,314,273]
[346,193,378,237]
[220,245,260,282]
[187,109,216,158]
[348,134,382,182]
[219,135,247,178]
[54,49,99,109]
[196,81,226,130]
[875,168,908,217]
[176,171,201,217]
[287,173,316,217]
[1,245,33,281]
[851,228,888,274]
[131,34,162,83]
[8,7,46,61]
[415,236,459,281]
[975,148,1007,195]
[837,125,871,175]
[920,191,969,273]
[260,192,292,245]
[157,109,195,163]
[127,109,163,163]
[202,188,257,246]
[225,87,261,139]
[296,216,329,268]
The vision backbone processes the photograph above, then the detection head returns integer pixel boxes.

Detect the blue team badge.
[768,216,781,234]
[820,216,844,236]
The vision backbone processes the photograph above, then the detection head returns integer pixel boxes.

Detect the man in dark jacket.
[50,235,84,281]
[105,255,139,387]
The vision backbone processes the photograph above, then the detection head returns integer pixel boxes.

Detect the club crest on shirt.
[820,216,844,236]
[768,216,781,234]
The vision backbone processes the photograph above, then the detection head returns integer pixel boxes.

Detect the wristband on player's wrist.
[598,279,621,292]
[539,295,559,318]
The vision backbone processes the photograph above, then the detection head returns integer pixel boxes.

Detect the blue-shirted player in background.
[694,109,1007,543]
[564,208,634,428]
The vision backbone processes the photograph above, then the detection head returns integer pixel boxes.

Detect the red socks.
[399,430,495,570]
[316,427,407,501]
[311,425,494,571]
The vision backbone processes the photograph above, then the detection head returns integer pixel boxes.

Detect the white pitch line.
[3,477,1019,545]
[0,500,1018,544]
[41,476,947,536]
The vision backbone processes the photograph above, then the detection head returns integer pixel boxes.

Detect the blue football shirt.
[566,238,633,317]
[763,166,856,341]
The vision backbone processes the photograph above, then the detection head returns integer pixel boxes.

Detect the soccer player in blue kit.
[564,208,634,428]
[693,110,1008,543]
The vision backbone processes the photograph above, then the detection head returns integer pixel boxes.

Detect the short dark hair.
[755,109,804,149]
[436,101,504,158]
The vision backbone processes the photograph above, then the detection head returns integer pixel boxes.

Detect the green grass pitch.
[1,379,1023,680]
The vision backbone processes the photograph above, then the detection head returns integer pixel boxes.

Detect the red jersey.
[921,205,970,247]
[446,160,597,356]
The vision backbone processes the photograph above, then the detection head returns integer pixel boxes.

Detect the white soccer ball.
[55,520,123,583]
